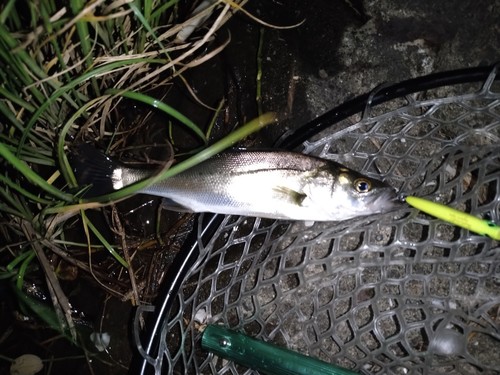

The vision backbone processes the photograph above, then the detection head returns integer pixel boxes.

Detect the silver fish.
[73,147,400,221]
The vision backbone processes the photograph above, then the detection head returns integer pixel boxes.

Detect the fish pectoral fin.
[274,186,307,206]
[160,198,194,213]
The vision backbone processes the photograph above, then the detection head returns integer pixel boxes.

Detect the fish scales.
[140,152,340,219]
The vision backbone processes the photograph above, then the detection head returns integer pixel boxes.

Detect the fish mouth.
[367,188,403,214]
[398,193,409,202]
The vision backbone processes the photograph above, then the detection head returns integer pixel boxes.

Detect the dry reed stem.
[21,220,77,340]
[111,205,140,305]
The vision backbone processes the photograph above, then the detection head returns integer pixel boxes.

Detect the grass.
[0,0,274,369]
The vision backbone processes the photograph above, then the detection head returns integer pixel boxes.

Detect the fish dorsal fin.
[160,198,194,213]
[274,186,307,206]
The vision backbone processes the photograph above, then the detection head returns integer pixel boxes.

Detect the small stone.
[10,354,43,375]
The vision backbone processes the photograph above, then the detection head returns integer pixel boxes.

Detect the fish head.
[305,165,401,221]
[332,168,401,219]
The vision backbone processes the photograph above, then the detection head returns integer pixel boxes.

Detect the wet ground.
[2,1,498,374]
[255,0,498,130]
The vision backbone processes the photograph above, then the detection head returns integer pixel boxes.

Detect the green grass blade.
[81,211,128,268]
[128,1,167,54]
[0,174,53,204]
[0,23,52,105]
[13,286,69,339]
[0,141,73,202]
[0,187,31,220]
[6,249,32,272]
[0,269,18,280]
[106,88,207,143]
[40,2,84,108]
[0,138,55,165]
[0,0,18,25]
[0,86,36,113]
[0,101,27,133]
[150,0,180,23]
[70,0,101,96]
[0,203,28,219]
[206,98,225,139]
[15,251,36,289]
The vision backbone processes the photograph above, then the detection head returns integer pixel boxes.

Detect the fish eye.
[354,178,371,193]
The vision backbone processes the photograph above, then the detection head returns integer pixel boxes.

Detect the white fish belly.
[147,171,338,221]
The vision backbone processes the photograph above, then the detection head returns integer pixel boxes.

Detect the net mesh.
[139,71,500,374]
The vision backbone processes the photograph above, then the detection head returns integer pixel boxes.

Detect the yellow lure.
[405,196,500,241]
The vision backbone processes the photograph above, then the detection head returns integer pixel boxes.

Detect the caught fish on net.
[133,66,500,375]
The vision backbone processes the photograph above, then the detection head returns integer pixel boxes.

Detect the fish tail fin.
[71,144,121,197]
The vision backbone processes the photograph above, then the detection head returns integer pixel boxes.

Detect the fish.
[72,145,400,221]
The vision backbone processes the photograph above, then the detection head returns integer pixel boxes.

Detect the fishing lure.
[405,196,500,240]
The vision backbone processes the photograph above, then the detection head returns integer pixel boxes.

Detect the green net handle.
[202,325,358,375]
